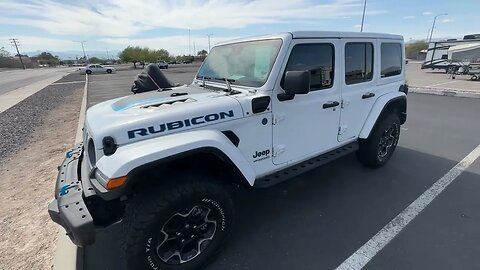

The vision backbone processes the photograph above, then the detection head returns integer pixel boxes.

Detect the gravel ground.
[0,73,83,161]
[0,83,83,269]
[54,73,85,83]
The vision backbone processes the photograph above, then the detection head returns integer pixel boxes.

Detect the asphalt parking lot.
[407,61,479,92]
[83,64,480,270]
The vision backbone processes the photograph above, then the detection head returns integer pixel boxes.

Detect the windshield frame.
[195,38,284,89]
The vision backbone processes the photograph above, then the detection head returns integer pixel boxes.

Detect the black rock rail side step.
[254,141,359,188]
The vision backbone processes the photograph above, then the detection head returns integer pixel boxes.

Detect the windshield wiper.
[214,77,235,93]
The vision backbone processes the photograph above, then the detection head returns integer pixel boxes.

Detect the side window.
[88,65,95,68]
[282,43,334,91]
[96,65,103,68]
[345,42,373,85]
[381,43,402,78]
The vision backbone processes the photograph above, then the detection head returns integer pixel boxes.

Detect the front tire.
[357,114,400,168]
[86,70,92,75]
[106,69,112,73]
[123,175,234,270]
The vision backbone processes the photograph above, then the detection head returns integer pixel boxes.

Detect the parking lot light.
[428,13,448,43]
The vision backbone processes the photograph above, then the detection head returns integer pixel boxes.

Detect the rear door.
[272,39,341,165]
[338,39,377,142]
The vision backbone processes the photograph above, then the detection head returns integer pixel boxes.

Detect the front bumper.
[48,143,95,246]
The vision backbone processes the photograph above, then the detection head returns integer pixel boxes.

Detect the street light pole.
[74,41,87,64]
[360,0,367,32]
[206,34,213,53]
[428,13,448,43]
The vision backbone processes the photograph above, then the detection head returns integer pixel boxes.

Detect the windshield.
[197,39,282,87]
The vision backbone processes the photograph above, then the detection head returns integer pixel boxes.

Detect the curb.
[53,74,88,270]
[409,86,480,99]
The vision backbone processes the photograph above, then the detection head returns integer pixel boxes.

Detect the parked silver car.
[79,64,116,74]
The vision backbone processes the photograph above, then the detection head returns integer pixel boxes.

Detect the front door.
[272,39,341,165]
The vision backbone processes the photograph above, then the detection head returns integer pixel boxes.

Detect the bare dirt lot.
[0,86,82,270]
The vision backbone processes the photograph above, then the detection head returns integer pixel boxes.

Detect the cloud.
[0,35,75,53]
[0,0,387,37]
[422,11,433,16]
[403,15,415,19]
[441,18,454,23]
[100,35,241,55]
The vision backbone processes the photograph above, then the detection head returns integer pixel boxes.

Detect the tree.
[197,49,207,56]
[88,57,102,63]
[36,51,60,67]
[406,41,428,60]
[119,46,171,68]
[119,46,144,68]
[0,47,10,58]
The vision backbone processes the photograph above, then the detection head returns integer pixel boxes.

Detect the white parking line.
[336,143,480,270]
[51,80,85,85]
[425,81,457,88]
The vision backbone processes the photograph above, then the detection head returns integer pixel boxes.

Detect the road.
[0,67,75,96]
[83,66,480,270]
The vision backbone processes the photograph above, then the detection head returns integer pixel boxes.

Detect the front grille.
[87,139,96,166]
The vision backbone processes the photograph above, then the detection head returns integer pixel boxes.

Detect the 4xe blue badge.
[65,150,73,158]
[59,184,76,196]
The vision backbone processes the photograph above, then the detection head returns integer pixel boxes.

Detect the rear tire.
[357,114,400,168]
[123,174,234,270]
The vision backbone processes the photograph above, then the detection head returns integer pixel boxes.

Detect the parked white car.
[79,64,116,74]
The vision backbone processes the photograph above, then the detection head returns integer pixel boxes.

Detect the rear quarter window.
[381,43,402,78]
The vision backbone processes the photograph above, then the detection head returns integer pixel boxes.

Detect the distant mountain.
[24,50,120,60]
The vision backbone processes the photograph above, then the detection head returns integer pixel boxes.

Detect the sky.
[0,0,478,59]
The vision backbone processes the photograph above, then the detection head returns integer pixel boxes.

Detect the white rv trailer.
[422,34,480,72]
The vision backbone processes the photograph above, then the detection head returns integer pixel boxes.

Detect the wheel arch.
[126,146,252,192]
[94,130,256,198]
[359,93,407,139]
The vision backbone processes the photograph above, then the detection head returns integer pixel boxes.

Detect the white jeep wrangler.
[49,31,407,270]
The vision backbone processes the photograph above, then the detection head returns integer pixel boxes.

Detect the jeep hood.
[85,85,243,148]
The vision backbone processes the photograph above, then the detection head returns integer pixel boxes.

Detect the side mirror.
[284,70,310,95]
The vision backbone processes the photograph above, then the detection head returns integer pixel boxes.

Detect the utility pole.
[106,48,110,61]
[193,41,196,56]
[360,0,367,32]
[10,38,25,69]
[74,41,87,64]
[428,13,448,43]
[206,34,213,53]
[188,29,191,56]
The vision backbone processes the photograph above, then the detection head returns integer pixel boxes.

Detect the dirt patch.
[0,86,83,270]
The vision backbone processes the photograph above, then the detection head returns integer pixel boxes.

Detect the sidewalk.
[410,85,480,98]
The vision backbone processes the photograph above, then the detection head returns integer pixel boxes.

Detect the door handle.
[322,101,340,109]
[362,92,375,99]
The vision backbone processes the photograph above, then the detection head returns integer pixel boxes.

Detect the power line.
[10,38,25,69]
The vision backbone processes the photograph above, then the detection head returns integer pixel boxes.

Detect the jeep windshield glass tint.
[196,39,282,87]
